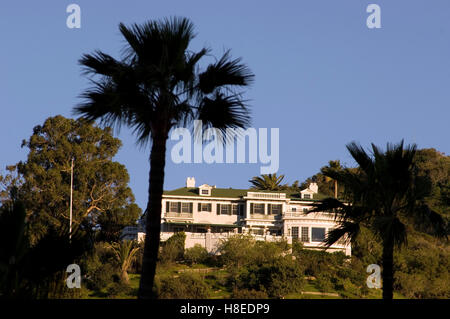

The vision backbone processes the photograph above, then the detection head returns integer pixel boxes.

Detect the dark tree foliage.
[0,115,140,245]
[0,201,90,299]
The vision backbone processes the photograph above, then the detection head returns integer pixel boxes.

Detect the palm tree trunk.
[122,269,129,284]
[138,133,168,299]
[382,239,394,300]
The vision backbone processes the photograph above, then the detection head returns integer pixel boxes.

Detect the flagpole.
[70,158,74,241]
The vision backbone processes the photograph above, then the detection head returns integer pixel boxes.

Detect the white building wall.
[153,191,353,256]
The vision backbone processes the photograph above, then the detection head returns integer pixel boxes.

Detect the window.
[291,227,299,239]
[303,194,311,199]
[232,204,238,215]
[253,203,265,214]
[291,207,297,212]
[181,202,192,213]
[268,204,282,215]
[220,204,231,215]
[201,189,210,195]
[311,227,326,242]
[301,227,309,242]
[198,203,212,212]
[169,202,180,213]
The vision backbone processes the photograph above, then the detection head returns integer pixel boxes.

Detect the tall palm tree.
[249,173,286,191]
[309,140,447,300]
[106,240,140,284]
[74,17,254,298]
[321,160,342,198]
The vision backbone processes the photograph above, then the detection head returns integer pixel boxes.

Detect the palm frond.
[199,50,255,94]
[249,174,286,190]
[324,222,360,247]
[79,51,124,77]
[346,142,374,176]
[197,92,251,136]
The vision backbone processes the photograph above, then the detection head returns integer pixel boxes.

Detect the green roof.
[163,187,328,201]
[164,187,248,198]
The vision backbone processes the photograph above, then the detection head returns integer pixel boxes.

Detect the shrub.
[159,232,186,264]
[157,273,210,299]
[184,244,209,265]
[231,288,269,299]
[238,256,304,298]
[82,242,119,291]
[218,234,256,268]
[87,262,119,291]
[131,240,145,273]
[107,281,132,298]
[315,273,334,293]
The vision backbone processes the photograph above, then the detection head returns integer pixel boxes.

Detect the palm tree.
[321,160,342,198]
[74,17,254,298]
[249,173,286,191]
[309,140,447,300]
[106,240,140,284]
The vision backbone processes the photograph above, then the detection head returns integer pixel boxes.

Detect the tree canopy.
[1,115,141,244]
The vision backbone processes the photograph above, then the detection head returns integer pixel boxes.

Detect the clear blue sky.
[1,1,449,210]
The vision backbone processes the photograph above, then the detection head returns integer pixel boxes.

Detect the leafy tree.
[310,140,447,300]
[0,166,23,206]
[394,232,450,298]
[74,17,254,298]
[97,204,141,242]
[414,148,450,218]
[6,115,139,245]
[249,173,287,191]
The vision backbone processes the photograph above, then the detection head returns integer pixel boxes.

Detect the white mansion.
[121,177,351,256]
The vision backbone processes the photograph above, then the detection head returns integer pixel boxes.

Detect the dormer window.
[300,183,317,200]
[198,184,214,196]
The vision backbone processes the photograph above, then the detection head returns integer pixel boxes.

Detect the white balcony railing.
[283,212,305,218]
[190,233,206,239]
[247,192,286,199]
[165,212,193,218]
[248,213,277,220]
